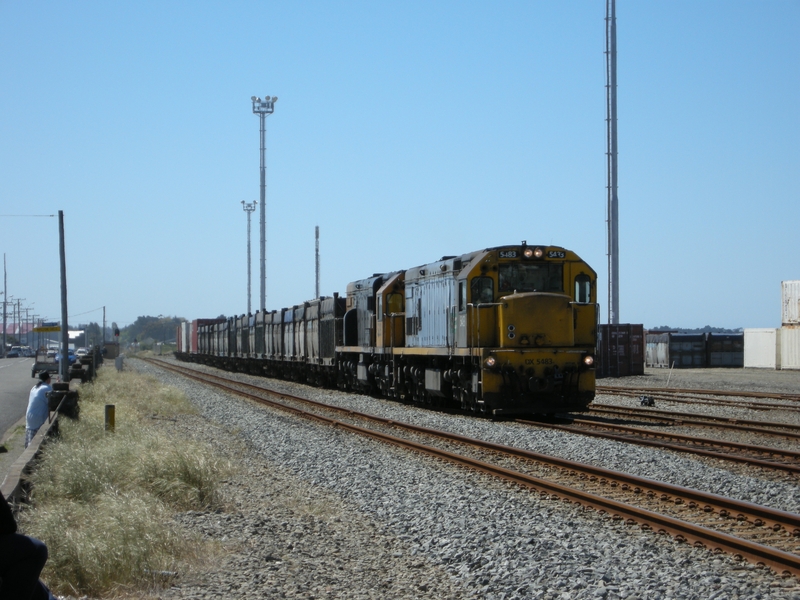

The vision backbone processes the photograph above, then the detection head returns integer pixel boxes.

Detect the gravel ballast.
[132,359,800,599]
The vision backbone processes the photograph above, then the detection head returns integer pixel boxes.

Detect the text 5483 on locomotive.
[339,243,597,415]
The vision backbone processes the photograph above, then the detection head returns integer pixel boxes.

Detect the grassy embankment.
[19,367,233,598]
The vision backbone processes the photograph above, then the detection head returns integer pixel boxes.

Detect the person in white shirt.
[25,372,52,448]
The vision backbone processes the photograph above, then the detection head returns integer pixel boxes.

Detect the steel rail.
[144,358,800,576]
[588,404,800,441]
[599,388,800,413]
[598,385,800,402]
[521,419,800,474]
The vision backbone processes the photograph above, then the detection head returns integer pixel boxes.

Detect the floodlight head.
[272,97,278,102]
[251,96,257,101]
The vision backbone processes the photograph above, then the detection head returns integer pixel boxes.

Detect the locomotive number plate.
[499,251,517,258]
[548,251,565,258]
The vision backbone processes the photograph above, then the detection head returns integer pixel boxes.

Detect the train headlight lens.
[583,354,595,366]
[533,247,544,258]
[485,356,497,368]
[523,248,534,258]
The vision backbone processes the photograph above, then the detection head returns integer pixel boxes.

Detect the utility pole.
[2,254,6,356]
[251,95,277,311]
[605,0,620,325]
[59,210,70,381]
[242,200,257,314]
[315,226,320,299]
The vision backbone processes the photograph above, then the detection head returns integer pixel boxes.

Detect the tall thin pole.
[605,0,620,325]
[251,95,277,310]
[315,226,320,298]
[242,200,257,314]
[2,254,7,356]
[59,210,70,381]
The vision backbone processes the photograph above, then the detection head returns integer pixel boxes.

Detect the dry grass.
[19,368,233,597]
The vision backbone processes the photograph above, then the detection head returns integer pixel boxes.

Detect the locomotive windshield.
[498,263,563,293]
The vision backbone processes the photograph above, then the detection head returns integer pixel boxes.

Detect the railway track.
[145,358,800,577]
[520,418,800,475]
[597,385,800,412]
[588,404,800,441]
[598,385,800,403]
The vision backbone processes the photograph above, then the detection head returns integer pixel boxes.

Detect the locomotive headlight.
[523,247,534,258]
[583,354,595,366]
[533,247,544,258]
[484,356,497,368]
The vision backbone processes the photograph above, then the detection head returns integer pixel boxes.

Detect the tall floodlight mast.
[251,95,277,310]
[315,226,320,299]
[605,0,620,325]
[242,200,258,314]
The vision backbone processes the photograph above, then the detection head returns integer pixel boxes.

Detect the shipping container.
[645,333,670,368]
[176,321,190,354]
[706,332,744,367]
[744,328,780,369]
[782,281,800,326]
[668,333,706,367]
[597,324,644,378]
[780,326,800,370]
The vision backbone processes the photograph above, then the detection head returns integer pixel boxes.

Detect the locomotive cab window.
[459,281,467,311]
[574,274,591,303]
[498,263,563,294]
[471,277,494,304]
[387,292,402,315]
[377,296,383,321]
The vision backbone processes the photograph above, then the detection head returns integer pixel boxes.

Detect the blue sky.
[0,1,797,331]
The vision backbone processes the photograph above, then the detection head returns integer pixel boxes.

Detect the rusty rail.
[588,404,800,440]
[144,358,800,577]
[520,418,800,475]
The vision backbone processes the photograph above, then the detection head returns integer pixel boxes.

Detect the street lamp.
[251,95,277,310]
[241,200,257,315]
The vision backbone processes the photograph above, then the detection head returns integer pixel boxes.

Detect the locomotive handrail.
[387,312,404,352]
[466,302,502,363]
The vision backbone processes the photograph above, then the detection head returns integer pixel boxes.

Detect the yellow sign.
[34,326,61,332]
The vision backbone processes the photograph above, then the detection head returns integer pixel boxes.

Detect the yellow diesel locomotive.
[338,243,597,415]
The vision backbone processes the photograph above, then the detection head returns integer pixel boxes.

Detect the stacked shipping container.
[781,281,800,370]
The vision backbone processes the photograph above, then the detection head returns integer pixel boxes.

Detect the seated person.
[0,491,58,600]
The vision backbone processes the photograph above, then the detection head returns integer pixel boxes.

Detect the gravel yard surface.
[131,358,800,599]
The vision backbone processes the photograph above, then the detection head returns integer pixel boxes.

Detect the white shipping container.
[780,326,800,370]
[743,328,780,369]
[782,280,800,325]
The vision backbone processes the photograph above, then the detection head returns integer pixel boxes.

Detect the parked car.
[55,350,77,365]
[75,347,89,357]
[6,348,20,358]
